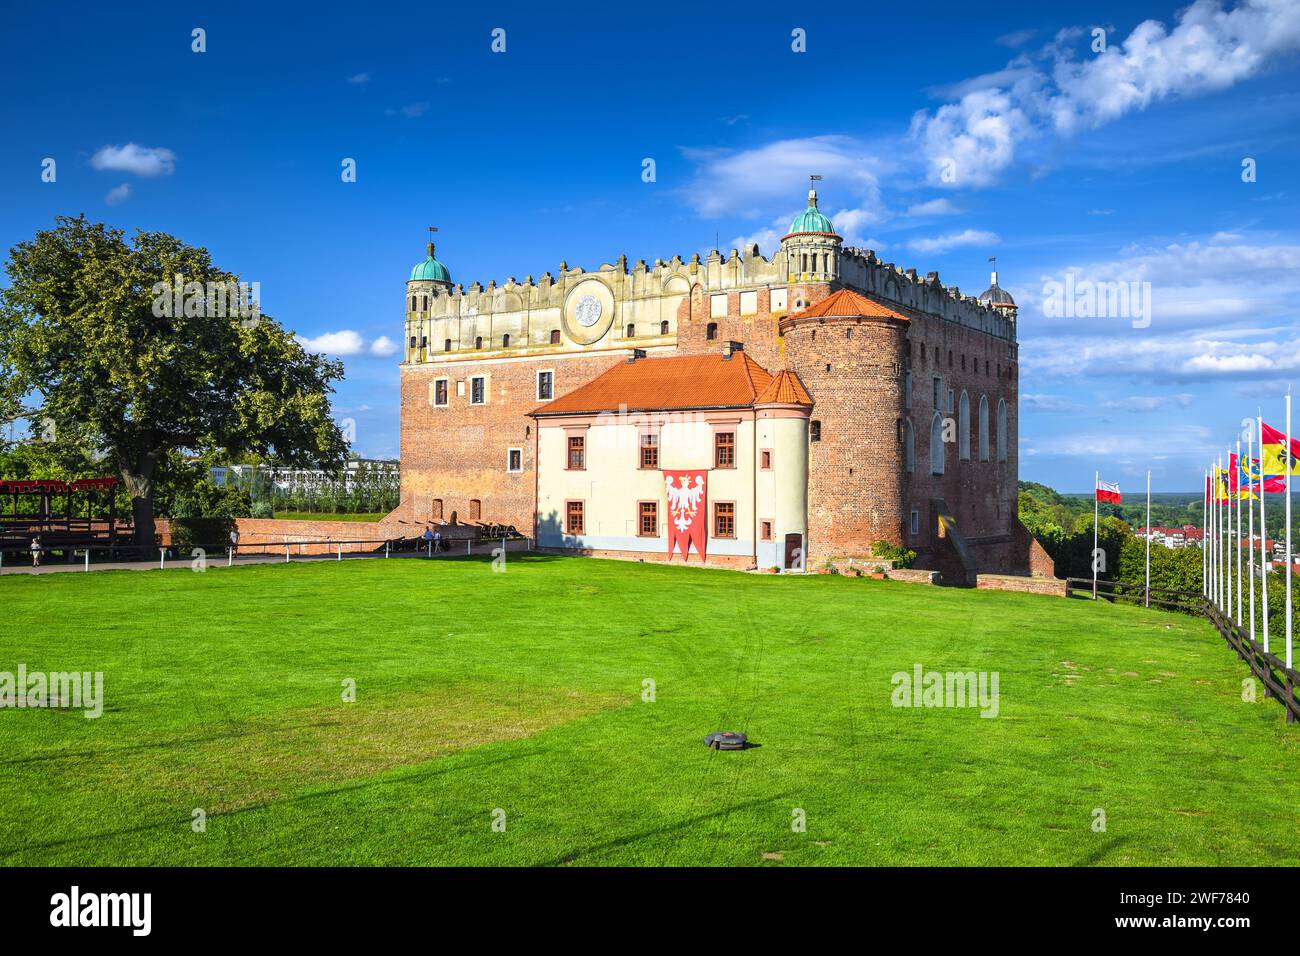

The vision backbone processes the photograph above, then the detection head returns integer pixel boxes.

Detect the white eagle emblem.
[665,475,705,532]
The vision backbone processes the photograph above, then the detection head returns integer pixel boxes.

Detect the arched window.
[444,339,452,352]
[996,399,1008,462]
[660,320,669,335]
[626,323,635,338]
[421,295,428,311]
[801,253,808,273]
[904,419,915,473]
[409,296,416,313]
[433,499,443,520]
[550,329,561,345]
[958,391,970,461]
[409,336,417,349]
[706,322,718,341]
[823,253,829,274]
[978,396,990,461]
[930,412,945,476]
[475,335,483,349]
[502,333,510,348]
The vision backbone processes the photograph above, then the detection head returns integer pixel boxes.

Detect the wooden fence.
[1067,577,1300,723]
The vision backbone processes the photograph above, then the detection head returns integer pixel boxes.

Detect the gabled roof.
[530,352,780,416]
[755,369,813,406]
[783,288,910,323]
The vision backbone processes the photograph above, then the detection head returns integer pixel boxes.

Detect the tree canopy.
[0,215,348,544]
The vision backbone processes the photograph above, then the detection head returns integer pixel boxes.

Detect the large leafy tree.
[0,215,348,545]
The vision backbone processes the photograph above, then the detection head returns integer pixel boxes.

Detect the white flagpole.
[1092,470,1099,600]
[1145,469,1151,608]
[1248,428,1256,644]
[1219,453,1226,611]
[1286,389,1293,672]
[1202,468,1208,600]
[1260,415,1270,653]
[1236,440,1243,626]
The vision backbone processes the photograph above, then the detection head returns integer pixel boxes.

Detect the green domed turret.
[786,188,837,237]
[409,242,451,285]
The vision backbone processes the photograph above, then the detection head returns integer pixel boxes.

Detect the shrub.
[871,540,917,569]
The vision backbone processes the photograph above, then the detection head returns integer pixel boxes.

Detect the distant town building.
[210,458,399,493]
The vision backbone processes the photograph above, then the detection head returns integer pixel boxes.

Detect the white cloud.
[911,0,1300,186]
[104,183,131,205]
[996,29,1036,49]
[90,143,176,177]
[907,228,999,254]
[347,72,370,84]
[386,102,429,118]
[298,330,397,358]
[1101,394,1196,412]
[904,198,959,217]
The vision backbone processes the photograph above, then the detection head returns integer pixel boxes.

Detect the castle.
[396,187,1048,579]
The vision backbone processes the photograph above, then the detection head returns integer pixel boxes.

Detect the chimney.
[627,348,647,363]
[722,340,744,360]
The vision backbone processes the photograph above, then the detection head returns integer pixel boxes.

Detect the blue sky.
[2,0,1298,491]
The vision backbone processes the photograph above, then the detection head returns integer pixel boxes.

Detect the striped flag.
[1095,478,1121,504]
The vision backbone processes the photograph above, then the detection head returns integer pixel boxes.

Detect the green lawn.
[1,554,1297,866]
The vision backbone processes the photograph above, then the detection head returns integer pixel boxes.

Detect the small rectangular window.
[433,379,448,407]
[537,370,553,401]
[469,499,482,520]
[714,502,735,538]
[760,449,772,470]
[760,520,773,542]
[933,377,942,409]
[810,420,821,442]
[640,433,659,469]
[470,376,486,405]
[715,432,736,468]
[911,509,920,536]
[567,435,585,471]
[507,448,522,473]
[638,501,658,537]
[566,500,584,535]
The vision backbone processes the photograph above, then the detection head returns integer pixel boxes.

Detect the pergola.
[0,477,124,556]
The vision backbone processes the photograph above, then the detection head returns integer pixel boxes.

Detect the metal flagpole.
[1092,470,1099,600]
[1260,415,1270,653]
[1236,440,1243,626]
[1145,469,1151,608]
[1219,453,1226,611]
[1248,427,1256,643]
[1286,389,1293,673]
[1201,468,1208,599]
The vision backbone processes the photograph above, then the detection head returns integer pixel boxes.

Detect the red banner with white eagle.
[663,469,707,562]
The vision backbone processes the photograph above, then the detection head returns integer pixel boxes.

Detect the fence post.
[228,547,233,567]
[84,549,89,572]
[385,540,390,559]
[284,544,290,563]
[159,548,165,570]
[337,542,342,561]
[467,539,471,556]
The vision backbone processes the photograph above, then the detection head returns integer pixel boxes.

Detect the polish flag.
[1096,478,1121,504]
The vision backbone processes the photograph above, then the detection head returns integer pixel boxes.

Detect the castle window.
[640,433,659,469]
[409,296,416,312]
[979,396,990,461]
[846,328,852,340]
[444,339,452,352]
[801,253,808,273]
[566,500,585,535]
[930,412,946,476]
[714,431,736,468]
[904,419,915,473]
[470,376,486,405]
[760,520,773,542]
[550,329,561,345]
[706,323,718,341]
[420,336,427,348]
[961,354,966,371]
[905,371,913,409]
[626,323,635,338]
[948,350,953,368]
[997,399,1008,462]
[507,448,522,473]
[932,377,942,409]
[422,296,428,311]
[660,320,669,335]
[469,499,482,521]
[958,391,971,461]
[713,502,736,539]
[475,335,483,349]
[823,253,829,274]
[502,334,510,348]
[810,420,821,442]
[985,359,990,376]
[760,449,772,470]
[409,336,417,349]
[433,499,443,520]
[537,370,554,401]
[433,379,448,407]
[638,501,658,537]
[910,509,920,536]
[567,435,586,471]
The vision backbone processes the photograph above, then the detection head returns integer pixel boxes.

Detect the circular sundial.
[574,294,602,328]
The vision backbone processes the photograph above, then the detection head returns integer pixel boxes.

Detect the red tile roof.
[783,288,911,323]
[755,369,813,406]
[531,352,781,416]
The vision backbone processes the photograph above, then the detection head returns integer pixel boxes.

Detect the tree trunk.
[120,451,158,550]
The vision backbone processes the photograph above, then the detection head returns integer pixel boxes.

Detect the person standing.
[229,528,240,555]
[30,534,41,568]
[433,528,442,554]
[421,525,434,557]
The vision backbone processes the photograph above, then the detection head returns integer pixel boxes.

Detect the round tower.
[405,238,452,362]
[780,289,909,566]
[781,185,842,283]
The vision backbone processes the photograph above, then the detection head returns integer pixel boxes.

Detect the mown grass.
[1,553,1297,866]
